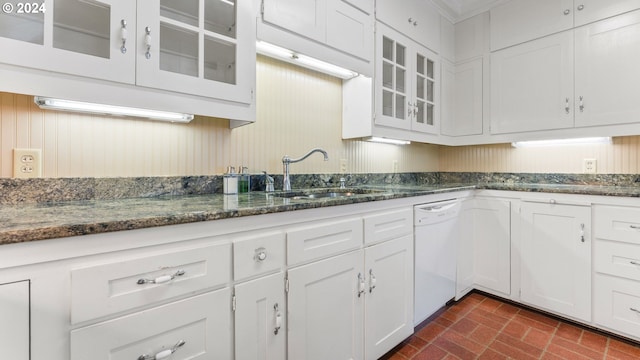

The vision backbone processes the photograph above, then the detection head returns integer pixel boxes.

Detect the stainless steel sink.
[273,188,382,200]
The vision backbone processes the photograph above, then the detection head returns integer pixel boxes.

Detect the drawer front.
[594,205,640,244]
[594,240,640,281]
[234,231,285,281]
[71,289,231,360]
[287,218,363,266]
[594,274,640,341]
[71,242,231,324]
[363,207,412,245]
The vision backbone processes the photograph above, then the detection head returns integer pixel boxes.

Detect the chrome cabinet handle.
[580,223,585,243]
[579,96,584,112]
[145,26,152,59]
[255,247,267,262]
[630,307,640,314]
[565,98,570,114]
[138,340,185,360]
[369,269,377,293]
[120,19,128,54]
[137,270,185,285]
[358,273,365,298]
[407,17,417,26]
[577,4,585,11]
[274,303,282,335]
[630,225,640,229]
[564,9,570,15]
[631,261,640,266]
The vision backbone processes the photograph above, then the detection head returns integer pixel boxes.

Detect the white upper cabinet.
[136,0,254,104]
[574,9,640,127]
[441,58,483,137]
[376,0,440,52]
[491,0,640,51]
[375,23,439,134]
[0,0,136,83]
[258,0,374,76]
[491,31,574,134]
[455,12,488,62]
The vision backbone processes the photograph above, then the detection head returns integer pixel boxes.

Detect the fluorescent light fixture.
[365,137,411,145]
[511,137,612,148]
[34,97,194,123]
[256,41,358,79]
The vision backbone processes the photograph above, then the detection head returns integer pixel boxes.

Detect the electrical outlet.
[392,160,399,173]
[340,159,348,173]
[583,158,597,174]
[13,149,42,178]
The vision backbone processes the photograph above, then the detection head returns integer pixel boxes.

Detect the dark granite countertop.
[2,173,639,246]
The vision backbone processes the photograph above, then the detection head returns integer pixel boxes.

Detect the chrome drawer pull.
[630,225,640,229]
[357,273,365,298]
[630,308,640,314]
[144,26,152,59]
[274,303,282,335]
[631,261,640,266]
[138,340,185,360]
[255,247,267,262]
[120,19,128,54]
[369,269,376,293]
[137,270,185,285]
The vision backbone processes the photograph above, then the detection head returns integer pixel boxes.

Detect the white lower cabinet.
[287,250,365,360]
[520,200,591,322]
[0,280,30,360]
[71,289,232,360]
[234,272,286,360]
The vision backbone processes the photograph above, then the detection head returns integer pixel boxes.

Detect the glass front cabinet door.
[375,23,439,135]
[136,0,254,104]
[0,0,136,83]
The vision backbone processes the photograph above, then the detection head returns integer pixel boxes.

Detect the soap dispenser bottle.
[223,166,238,194]
[238,166,250,193]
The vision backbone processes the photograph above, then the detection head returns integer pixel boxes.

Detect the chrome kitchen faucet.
[282,148,329,191]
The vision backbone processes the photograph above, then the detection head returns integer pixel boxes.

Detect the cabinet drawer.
[594,240,640,281]
[234,231,285,281]
[71,289,231,360]
[594,274,640,341]
[71,242,231,324]
[363,208,412,245]
[594,205,640,244]
[287,218,362,266]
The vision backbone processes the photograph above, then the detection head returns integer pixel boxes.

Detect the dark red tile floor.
[381,292,640,360]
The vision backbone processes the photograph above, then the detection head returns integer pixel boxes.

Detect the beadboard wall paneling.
[0,56,439,178]
[439,136,640,174]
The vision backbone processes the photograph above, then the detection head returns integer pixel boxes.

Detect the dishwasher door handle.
[416,201,458,213]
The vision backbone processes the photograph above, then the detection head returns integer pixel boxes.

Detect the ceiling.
[433,0,509,22]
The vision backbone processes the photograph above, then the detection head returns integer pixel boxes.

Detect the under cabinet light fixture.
[256,41,359,79]
[34,97,194,123]
[365,137,411,145]
[511,137,612,148]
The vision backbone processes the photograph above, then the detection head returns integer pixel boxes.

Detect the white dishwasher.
[413,199,460,326]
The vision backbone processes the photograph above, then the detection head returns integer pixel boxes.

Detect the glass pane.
[204,36,236,84]
[161,0,199,27]
[416,76,425,100]
[396,68,405,93]
[417,54,425,75]
[53,0,110,58]
[416,101,424,124]
[427,58,434,79]
[383,37,393,61]
[427,104,434,125]
[382,61,393,89]
[205,0,236,38]
[0,6,44,44]
[395,94,405,119]
[396,43,405,66]
[383,90,393,117]
[427,79,434,102]
[160,23,198,77]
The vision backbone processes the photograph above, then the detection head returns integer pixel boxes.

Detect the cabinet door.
[490,0,573,51]
[412,45,439,134]
[472,198,511,295]
[441,58,483,137]
[520,201,591,322]
[364,235,413,360]
[375,24,411,130]
[490,31,574,134]
[574,10,640,127]
[0,0,135,83]
[326,0,373,61]
[0,280,29,360]
[136,0,254,104]
[376,0,439,51]
[575,0,640,26]
[262,0,326,43]
[235,273,286,360]
[287,250,364,360]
